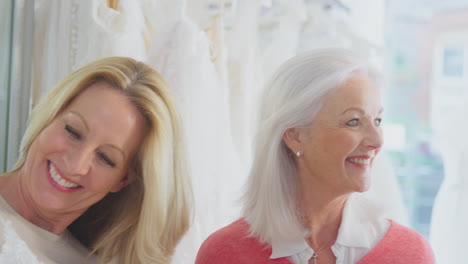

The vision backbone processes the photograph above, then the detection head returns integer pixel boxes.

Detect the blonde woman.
[0,57,192,263]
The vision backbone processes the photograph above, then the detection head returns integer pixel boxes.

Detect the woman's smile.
[47,161,82,192]
[345,156,372,169]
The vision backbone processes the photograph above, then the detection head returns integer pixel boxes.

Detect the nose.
[64,146,92,176]
[364,124,383,151]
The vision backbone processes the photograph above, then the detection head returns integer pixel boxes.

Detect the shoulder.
[60,231,98,262]
[358,220,436,264]
[195,219,291,264]
[0,217,8,248]
[195,219,264,264]
[0,198,18,247]
[0,218,44,263]
[385,221,434,251]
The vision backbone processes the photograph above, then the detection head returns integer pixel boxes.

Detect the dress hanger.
[107,0,119,10]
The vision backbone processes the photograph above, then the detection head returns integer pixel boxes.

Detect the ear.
[282,127,305,154]
[109,174,136,193]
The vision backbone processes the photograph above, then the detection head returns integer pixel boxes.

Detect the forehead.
[61,82,147,156]
[320,73,381,115]
[71,81,117,101]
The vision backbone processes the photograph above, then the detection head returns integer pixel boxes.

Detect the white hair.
[242,48,380,244]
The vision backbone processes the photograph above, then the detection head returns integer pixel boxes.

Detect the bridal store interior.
[1,0,468,263]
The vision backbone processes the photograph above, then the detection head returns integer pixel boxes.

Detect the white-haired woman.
[195,49,435,264]
[0,57,192,264]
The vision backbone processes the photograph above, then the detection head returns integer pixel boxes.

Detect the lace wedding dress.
[146,7,244,263]
[32,0,147,106]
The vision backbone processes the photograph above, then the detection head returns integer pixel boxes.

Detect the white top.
[0,195,97,264]
[270,194,390,264]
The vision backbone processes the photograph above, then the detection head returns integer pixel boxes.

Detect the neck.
[297,174,350,248]
[302,194,347,247]
[0,171,83,235]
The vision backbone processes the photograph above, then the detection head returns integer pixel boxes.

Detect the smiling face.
[19,81,147,217]
[284,72,383,196]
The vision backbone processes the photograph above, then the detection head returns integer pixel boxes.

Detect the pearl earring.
[296,151,302,158]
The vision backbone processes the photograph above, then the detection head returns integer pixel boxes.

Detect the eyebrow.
[69,111,90,132]
[342,107,384,115]
[68,111,127,160]
[104,144,127,161]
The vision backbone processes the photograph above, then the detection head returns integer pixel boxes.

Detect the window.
[442,47,464,77]
[0,0,13,173]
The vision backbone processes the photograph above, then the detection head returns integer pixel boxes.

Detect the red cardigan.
[195,219,435,264]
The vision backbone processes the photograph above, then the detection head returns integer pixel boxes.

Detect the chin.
[355,184,370,193]
[351,176,371,193]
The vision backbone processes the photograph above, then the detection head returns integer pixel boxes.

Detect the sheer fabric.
[225,0,262,163]
[32,0,147,106]
[431,113,468,264]
[146,10,244,263]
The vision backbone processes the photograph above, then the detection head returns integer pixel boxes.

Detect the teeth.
[49,163,80,188]
[348,158,370,165]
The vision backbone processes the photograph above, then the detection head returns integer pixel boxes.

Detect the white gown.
[32,0,147,106]
[431,114,468,264]
[226,0,263,163]
[146,11,244,264]
[260,0,307,79]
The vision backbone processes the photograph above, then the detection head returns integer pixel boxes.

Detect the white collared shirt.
[270,194,390,264]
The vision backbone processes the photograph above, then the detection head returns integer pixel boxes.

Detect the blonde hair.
[243,48,380,244]
[12,57,192,263]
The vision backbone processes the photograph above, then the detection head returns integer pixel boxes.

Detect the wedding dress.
[146,7,244,263]
[431,112,468,264]
[32,0,147,106]
[226,0,262,163]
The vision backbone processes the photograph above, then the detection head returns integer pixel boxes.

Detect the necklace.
[310,235,335,264]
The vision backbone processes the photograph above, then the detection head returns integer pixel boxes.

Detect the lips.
[47,161,82,191]
[346,157,370,165]
[345,156,372,168]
